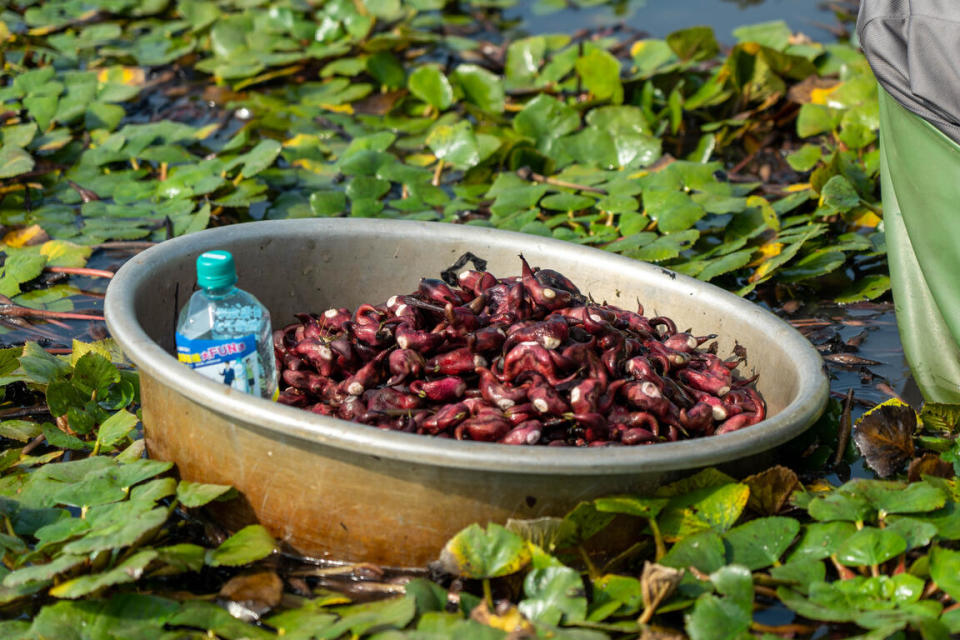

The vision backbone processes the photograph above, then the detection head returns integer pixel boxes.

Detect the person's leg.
[879,88,960,402]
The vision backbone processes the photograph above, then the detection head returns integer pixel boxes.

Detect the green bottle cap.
[196,250,237,289]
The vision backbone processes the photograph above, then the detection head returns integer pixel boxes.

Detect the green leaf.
[658,482,750,541]
[94,409,138,451]
[238,139,282,178]
[0,252,47,298]
[540,193,596,211]
[593,495,669,519]
[3,554,87,588]
[408,65,454,111]
[176,481,233,508]
[885,517,938,551]
[787,144,823,171]
[930,546,960,602]
[685,592,751,640]
[820,175,860,213]
[807,491,874,523]
[19,342,71,384]
[452,64,505,113]
[633,230,700,262]
[439,523,531,579]
[49,550,158,599]
[711,564,753,608]
[644,190,706,232]
[427,121,480,170]
[205,524,276,567]
[797,103,842,137]
[366,51,406,90]
[835,275,891,304]
[769,559,826,592]
[0,420,41,443]
[722,517,800,570]
[666,26,720,61]
[514,94,580,151]
[661,531,726,573]
[835,526,907,566]
[310,191,347,216]
[733,21,792,50]
[72,352,120,398]
[575,47,623,104]
[854,480,947,515]
[585,106,660,168]
[519,565,587,625]
[0,146,35,179]
[787,521,857,561]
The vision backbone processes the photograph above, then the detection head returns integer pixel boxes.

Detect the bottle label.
[175,333,263,396]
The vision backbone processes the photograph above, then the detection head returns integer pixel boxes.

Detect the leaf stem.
[482,578,493,609]
[648,518,666,561]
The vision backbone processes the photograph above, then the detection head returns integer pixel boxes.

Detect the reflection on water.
[508,0,834,41]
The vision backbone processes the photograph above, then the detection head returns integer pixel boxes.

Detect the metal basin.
[104,219,828,567]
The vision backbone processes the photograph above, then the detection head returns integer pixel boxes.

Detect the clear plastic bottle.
[175,250,278,399]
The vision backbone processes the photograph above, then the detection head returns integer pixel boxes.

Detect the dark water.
[508,0,840,41]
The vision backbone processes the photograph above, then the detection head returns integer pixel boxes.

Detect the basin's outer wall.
[110,220,828,567]
[142,374,679,565]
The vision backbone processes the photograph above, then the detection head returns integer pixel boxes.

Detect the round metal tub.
[104,219,828,567]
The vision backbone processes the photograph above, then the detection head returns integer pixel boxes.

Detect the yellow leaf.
[747,242,783,268]
[71,339,127,367]
[851,210,882,228]
[194,123,219,140]
[746,195,780,232]
[284,133,322,149]
[405,153,437,167]
[290,158,336,175]
[810,83,842,107]
[785,183,812,192]
[97,66,146,87]
[470,601,535,633]
[40,240,92,268]
[5,224,49,248]
[319,103,354,114]
[740,41,761,55]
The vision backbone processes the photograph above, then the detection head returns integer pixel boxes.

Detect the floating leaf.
[49,550,157,599]
[722,517,800,570]
[930,546,960,602]
[408,65,454,111]
[452,64,505,114]
[427,121,480,170]
[853,399,918,478]
[0,146,35,179]
[835,275,891,304]
[519,565,587,626]
[835,526,907,567]
[438,524,531,579]
[176,481,234,508]
[205,525,276,567]
[658,482,749,541]
[661,531,725,573]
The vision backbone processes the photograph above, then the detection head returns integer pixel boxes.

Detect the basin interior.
[134,225,801,416]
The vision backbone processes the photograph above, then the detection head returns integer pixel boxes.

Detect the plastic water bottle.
[175,250,278,399]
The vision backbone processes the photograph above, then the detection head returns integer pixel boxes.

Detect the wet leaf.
[685,590,751,640]
[658,482,749,541]
[835,526,907,566]
[519,565,587,625]
[575,47,623,104]
[661,531,725,573]
[853,399,919,477]
[427,121,480,170]
[452,64,505,114]
[408,65,454,111]
[722,517,800,570]
[787,521,857,561]
[439,523,531,579]
[205,525,276,567]
[885,516,938,551]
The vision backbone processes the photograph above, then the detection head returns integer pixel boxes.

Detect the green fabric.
[878,87,960,403]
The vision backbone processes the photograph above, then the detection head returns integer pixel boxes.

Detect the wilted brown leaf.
[852,399,918,477]
[744,465,799,515]
[908,453,954,482]
[218,570,283,621]
[639,561,684,623]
